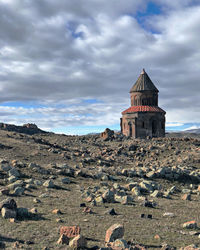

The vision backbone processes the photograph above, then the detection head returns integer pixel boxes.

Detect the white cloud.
[183,125,200,131]
[166,122,184,127]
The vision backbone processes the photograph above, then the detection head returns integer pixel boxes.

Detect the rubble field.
[0,127,200,249]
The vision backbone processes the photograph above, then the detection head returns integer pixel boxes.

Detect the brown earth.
[0,127,200,249]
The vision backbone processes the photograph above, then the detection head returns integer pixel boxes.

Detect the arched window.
[142,121,145,128]
[152,120,157,135]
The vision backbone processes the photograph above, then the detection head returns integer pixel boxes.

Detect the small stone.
[30,208,37,214]
[57,234,69,245]
[0,188,9,195]
[150,190,162,198]
[13,187,25,196]
[83,207,92,214]
[131,186,141,196]
[91,199,97,207]
[7,180,24,190]
[60,226,81,238]
[182,189,191,194]
[142,200,156,208]
[56,218,63,223]
[95,196,104,205]
[7,175,18,183]
[113,238,128,249]
[163,212,175,217]
[102,189,115,203]
[13,241,20,248]
[43,180,55,188]
[52,209,62,214]
[39,193,49,198]
[180,244,200,250]
[0,198,17,210]
[181,194,191,201]
[105,224,124,243]
[1,207,17,219]
[161,243,175,250]
[85,196,93,202]
[104,208,117,216]
[61,177,71,184]
[10,218,16,223]
[8,168,20,177]
[69,234,87,249]
[0,160,12,171]
[33,198,41,203]
[183,221,198,229]
[34,180,42,186]
[154,234,161,239]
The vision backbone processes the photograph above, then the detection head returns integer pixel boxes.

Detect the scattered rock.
[83,206,92,214]
[1,207,17,219]
[181,194,191,201]
[61,177,71,184]
[0,188,9,195]
[163,212,175,217]
[183,221,198,229]
[43,180,55,188]
[100,128,114,141]
[69,234,87,249]
[112,238,128,249]
[0,198,17,210]
[57,234,69,245]
[105,224,124,243]
[52,209,62,214]
[60,226,81,238]
[104,208,117,216]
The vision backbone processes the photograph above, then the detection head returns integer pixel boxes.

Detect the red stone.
[60,226,81,238]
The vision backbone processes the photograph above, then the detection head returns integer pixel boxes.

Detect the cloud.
[0,0,200,132]
[166,122,184,127]
[183,125,200,131]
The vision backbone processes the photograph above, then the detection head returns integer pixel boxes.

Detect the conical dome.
[130,69,158,93]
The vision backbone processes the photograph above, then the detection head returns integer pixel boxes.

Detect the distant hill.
[0,123,48,135]
[182,128,200,134]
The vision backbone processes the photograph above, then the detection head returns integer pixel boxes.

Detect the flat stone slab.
[60,226,81,238]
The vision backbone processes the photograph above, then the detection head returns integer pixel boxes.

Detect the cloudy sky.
[0,0,200,134]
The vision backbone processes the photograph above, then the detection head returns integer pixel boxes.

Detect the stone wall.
[121,112,165,139]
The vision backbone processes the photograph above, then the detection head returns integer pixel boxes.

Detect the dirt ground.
[0,128,199,249]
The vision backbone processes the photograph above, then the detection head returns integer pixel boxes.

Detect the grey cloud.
[0,0,200,129]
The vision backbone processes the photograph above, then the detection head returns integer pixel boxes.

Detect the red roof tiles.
[122,105,165,114]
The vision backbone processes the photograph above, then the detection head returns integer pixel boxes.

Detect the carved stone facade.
[121,69,166,138]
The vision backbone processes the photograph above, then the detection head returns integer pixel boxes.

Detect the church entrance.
[152,120,157,136]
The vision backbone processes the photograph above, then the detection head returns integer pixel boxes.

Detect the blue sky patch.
[66,21,84,39]
[135,1,162,34]
[0,101,46,108]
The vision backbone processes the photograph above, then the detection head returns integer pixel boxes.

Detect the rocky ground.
[0,125,200,249]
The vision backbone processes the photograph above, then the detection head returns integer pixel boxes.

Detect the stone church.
[120,69,166,138]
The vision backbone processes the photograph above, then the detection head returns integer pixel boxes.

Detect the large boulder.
[0,198,17,210]
[105,224,124,243]
[100,128,114,141]
[69,235,87,248]
[1,207,17,219]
